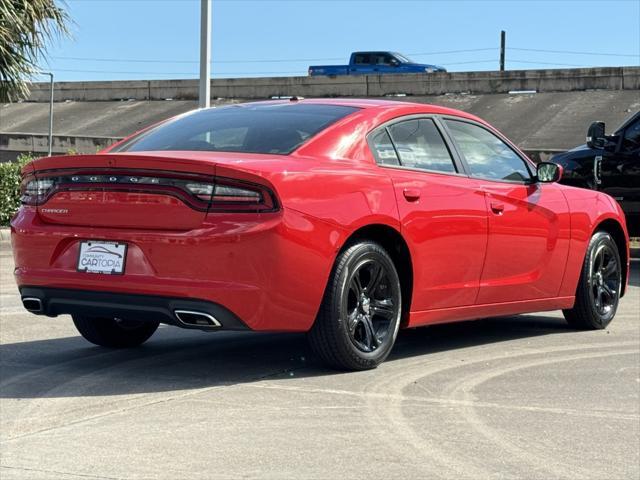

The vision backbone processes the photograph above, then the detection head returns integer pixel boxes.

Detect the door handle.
[490,201,504,214]
[403,188,421,202]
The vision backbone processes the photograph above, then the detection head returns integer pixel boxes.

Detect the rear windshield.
[114,103,359,155]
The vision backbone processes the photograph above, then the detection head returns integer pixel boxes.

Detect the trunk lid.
[30,153,216,230]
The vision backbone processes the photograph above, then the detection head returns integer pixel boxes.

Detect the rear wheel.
[563,231,622,330]
[72,316,159,348]
[308,241,402,370]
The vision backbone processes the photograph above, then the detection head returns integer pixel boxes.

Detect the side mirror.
[390,58,400,67]
[537,162,563,183]
[587,121,606,149]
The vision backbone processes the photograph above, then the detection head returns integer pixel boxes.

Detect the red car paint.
[11,99,630,332]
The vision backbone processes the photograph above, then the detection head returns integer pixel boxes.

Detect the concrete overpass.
[1,67,639,161]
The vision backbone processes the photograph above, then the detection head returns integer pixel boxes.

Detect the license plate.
[77,241,127,275]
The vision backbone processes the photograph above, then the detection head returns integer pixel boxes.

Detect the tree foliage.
[0,154,33,225]
[0,0,69,102]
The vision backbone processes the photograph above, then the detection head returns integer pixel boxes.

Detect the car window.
[354,54,370,65]
[622,118,640,151]
[387,119,457,173]
[369,129,400,165]
[382,54,396,65]
[372,54,391,65]
[113,103,358,155]
[394,53,412,63]
[444,119,532,182]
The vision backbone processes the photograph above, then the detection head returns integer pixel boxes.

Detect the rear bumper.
[11,207,344,332]
[19,286,249,331]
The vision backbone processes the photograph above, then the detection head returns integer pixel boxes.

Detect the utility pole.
[199,0,211,108]
[499,30,506,71]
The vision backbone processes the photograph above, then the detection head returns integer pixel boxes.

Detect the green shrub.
[0,154,36,226]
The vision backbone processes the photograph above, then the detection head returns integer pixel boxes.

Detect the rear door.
[442,118,571,303]
[368,117,488,311]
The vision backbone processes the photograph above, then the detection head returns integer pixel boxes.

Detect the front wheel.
[72,316,159,348]
[563,231,622,330]
[308,241,402,371]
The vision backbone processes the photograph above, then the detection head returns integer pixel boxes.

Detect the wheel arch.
[594,218,629,297]
[338,224,413,325]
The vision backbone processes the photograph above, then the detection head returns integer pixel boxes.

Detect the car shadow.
[0,313,579,399]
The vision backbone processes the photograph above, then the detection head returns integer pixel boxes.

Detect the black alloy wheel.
[308,241,402,370]
[345,258,398,353]
[589,242,621,317]
[563,231,622,330]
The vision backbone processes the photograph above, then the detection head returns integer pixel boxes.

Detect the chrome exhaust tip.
[174,310,221,328]
[22,297,43,313]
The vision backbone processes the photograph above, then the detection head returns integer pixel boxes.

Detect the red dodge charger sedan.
[11,99,630,370]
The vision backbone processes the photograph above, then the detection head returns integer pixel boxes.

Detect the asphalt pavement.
[1,240,638,480]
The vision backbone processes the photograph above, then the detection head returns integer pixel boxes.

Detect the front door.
[442,118,571,304]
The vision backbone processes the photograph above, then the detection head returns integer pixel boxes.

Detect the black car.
[552,111,640,236]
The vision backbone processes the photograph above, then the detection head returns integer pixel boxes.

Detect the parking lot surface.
[1,240,639,480]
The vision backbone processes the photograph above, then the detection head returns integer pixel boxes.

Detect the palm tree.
[0,0,69,102]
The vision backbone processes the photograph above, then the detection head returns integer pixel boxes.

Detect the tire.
[72,315,159,348]
[308,241,402,371]
[563,231,622,330]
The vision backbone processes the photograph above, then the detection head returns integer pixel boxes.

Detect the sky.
[37,0,640,82]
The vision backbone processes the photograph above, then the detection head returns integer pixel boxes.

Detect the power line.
[48,46,638,73]
[51,56,338,65]
[53,47,637,66]
[49,59,498,76]
[508,59,591,67]
[441,59,495,65]
[410,48,496,56]
[51,68,197,75]
[510,47,639,58]
[53,57,199,65]
[51,48,496,65]
[45,52,634,77]
[50,67,302,75]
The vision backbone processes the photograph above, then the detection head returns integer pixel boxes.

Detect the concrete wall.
[0,132,120,162]
[5,90,637,150]
[25,67,640,102]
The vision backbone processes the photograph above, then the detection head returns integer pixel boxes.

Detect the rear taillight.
[209,179,277,213]
[21,170,278,213]
[185,182,214,202]
[21,176,55,205]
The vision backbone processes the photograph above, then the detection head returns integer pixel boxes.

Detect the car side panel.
[558,187,630,298]
[408,296,575,327]
[477,182,571,303]
[269,160,401,232]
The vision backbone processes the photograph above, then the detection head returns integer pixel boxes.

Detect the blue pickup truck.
[308,51,446,76]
